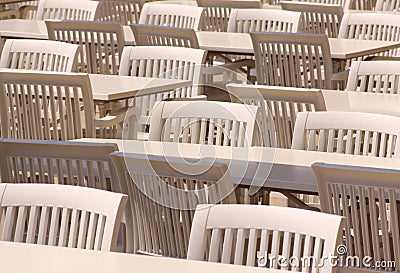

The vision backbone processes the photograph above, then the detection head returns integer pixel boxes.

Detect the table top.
[73,139,400,195]
[1,19,399,60]
[0,241,288,273]
[196,31,400,59]
[0,19,135,44]
[88,74,190,101]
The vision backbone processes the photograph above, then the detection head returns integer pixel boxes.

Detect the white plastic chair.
[346,60,400,94]
[119,46,206,133]
[96,0,148,25]
[227,8,301,33]
[138,3,204,30]
[251,32,334,89]
[291,111,400,158]
[196,0,261,32]
[36,0,100,20]
[0,70,126,140]
[338,13,400,57]
[280,1,343,38]
[227,83,326,149]
[375,0,400,10]
[131,24,200,48]
[281,0,350,9]
[46,21,125,75]
[111,152,236,257]
[0,39,79,72]
[0,183,127,251]
[187,204,345,273]
[313,162,400,271]
[148,100,262,147]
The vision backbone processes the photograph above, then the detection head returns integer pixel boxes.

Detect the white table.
[1,20,399,61]
[0,19,136,45]
[88,74,190,102]
[0,241,287,273]
[196,31,400,60]
[73,139,400,196]
[0,70,190,102]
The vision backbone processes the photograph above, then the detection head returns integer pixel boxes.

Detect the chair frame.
[227,83,326,148]
[131,23,200,48]
[227,8,301,33]
[346,60,400,94]
[148,100,262,147]
[138,3,205,30]
[292,111,400,158]
[0,183,127,251]
[46,20,125,75]
[0,39,79,72]
[36,0,100,20]
[111,151,236,257]
[280,1,344,38]
[187,204,345,273]
[251,32,334,89]
[313,162,400,271]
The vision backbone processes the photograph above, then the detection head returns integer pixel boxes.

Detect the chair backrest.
[279,0,350,9]
[36,0,100,20]
[111,152,236,257]
[0,39,79,72]
[187,204,345,273]
[375,0,400,10]
[0,9,19,19]
[0,138,119,191]
[280,2,343,38]
[292,111,400,158]
[0,70,96,140]
[227,8,301,33]
[46,20,125,75]
[148,100,262,147]
[131,23,200,48]
[0,183,127,251]
[96,0,148,25]
[196,0,261,32]
[227,83,326,148]
[338,13,400,56]
[251,32,333,89]
[312,162,400,271]
[119,46,206,128]
[138,3,204,30]
[346,60,400,94]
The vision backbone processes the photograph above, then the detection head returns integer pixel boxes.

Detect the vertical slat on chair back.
[313,162,400,271]
[339,13,400,57]
[97,0,147,25]
[111,152,236,257]
[0,183,127,251]
[188,204,345,273]
[139,3,204,30]
[36,0,100,20]
[0,139,120,193]
[148,101,261,147]
[292,111,400,158]
[251,32,333,89]
[375,0,400,10]
[119,46,206,129]
[0,71,95,140]
[46,21,125,75]
[346,61,400,94]
[197,0,261,32]
[0,39,79,72]
[131,24,200,48]
[280,2,343,38]
[228,84,326,148]
[227,9,301,33]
